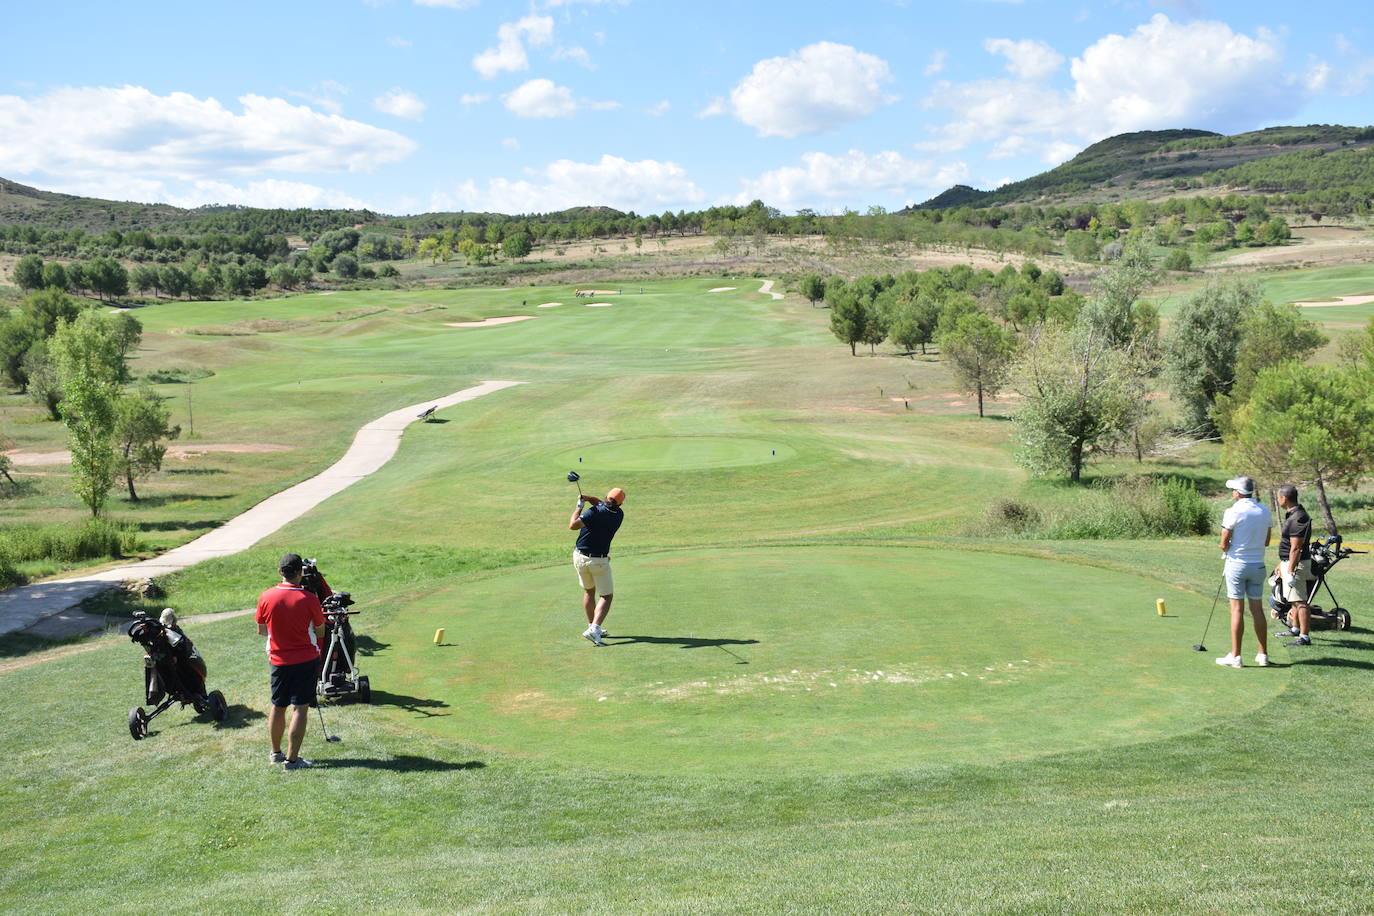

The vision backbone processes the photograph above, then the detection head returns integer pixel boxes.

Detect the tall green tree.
[800,274,826,308]
[1163,279,1261,435]
[50,312,124,517]
[939,313,1018,417]
[829,291,868,356]
[1223,363,1374,535]
[1012,321,1144,482]
[1213,300,1328,434]
[13,255,45,292]
[114,385,180,502]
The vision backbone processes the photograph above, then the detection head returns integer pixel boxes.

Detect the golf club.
[1193,580,1225,652]
[316,703,341,742]
[567,470,583,500]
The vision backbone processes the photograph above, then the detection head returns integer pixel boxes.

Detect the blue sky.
[2,0,1370,216]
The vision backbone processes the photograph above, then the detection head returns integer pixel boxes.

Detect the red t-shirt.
[255,584,326,666]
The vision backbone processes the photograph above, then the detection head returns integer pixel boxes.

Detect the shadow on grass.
[0,632,64,659]
[206,704,265,730]
[355,635,389,655]
[419,418,451,424]
[367,689,450,717]
[607,635,760,650]
[123,493,234,508]
[164,468,228,476]
[1290,656,1374,671]
[323,755,485,772]
[137,520,222,533]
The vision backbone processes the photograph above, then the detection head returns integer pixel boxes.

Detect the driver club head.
[1192,644,1206,652]
[326,735,342,743]
[566,471,580,483]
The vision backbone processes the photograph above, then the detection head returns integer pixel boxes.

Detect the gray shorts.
[1224,561,1267,601]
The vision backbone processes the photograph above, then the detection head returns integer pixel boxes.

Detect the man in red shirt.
[255,553,326,770]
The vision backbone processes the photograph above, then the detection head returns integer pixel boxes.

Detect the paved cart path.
[0,380,523,638]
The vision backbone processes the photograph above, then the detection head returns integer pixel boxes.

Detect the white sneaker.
[583,626,604,647]
[1215,654,1242,668]
[1254,653,1269,667]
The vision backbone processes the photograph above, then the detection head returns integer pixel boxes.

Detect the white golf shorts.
[573,550,614,595]
[1224,560,1267,600]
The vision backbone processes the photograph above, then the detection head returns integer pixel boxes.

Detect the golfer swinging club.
[1216,475,1272,668]
[569,486,626,646]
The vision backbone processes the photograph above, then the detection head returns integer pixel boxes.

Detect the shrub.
[1162,248,1192,272]
[0,551,24,588]
[978,476,1213,540]
[983,498,1041,533]
[0,519,142,564]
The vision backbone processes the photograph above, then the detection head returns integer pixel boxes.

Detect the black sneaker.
[1274,627,1300,638]
[1283,635,1312,647]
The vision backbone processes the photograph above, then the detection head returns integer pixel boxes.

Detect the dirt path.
[759,279,784,300]
[0,381,524,640]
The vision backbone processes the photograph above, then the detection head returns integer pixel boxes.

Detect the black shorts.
[270,658,318,708]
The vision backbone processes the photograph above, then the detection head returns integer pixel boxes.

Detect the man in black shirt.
[569,487,625,646]
[1274,484,1315,646]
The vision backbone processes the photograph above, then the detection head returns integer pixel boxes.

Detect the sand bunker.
[585,303,613,308]
[445,316,537,327]
[537,302,563,308]
[1294,295,1374,308]
[708,287,737,292]
[5,444,294,467]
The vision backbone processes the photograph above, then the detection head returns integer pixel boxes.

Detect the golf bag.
[303,557,370,703]
[126,611,227,740]
[1270,534,1364,631]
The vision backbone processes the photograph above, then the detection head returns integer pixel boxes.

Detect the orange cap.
[606,487,626,506]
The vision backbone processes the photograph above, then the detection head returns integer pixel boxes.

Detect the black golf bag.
[1270,534,1364,631]
[301,558,370,703]
[126,612,227,740]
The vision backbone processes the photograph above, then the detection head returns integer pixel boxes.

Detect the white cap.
[1225,475,1256,496]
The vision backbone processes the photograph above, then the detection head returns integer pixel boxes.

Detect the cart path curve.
[759,279,784,300]
[0,380,524,639]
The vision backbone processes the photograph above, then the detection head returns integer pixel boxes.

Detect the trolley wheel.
[128,707,148,741]
[357,676,371,704]
[1334,608,1351,631]
[208,690,228,722]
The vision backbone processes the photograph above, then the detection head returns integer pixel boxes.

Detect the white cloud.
[733,150,970,210]
[554,46,595,69]
[41,176,371,210]
[0,86,416,181]
[501,79,617,117]
[460,93,490,106]
[429,154,706,213]
[414,0,478,8]
[983,38,1064,80]
[646,100,671,116]
[373,88,426,121]
[288,79,349,115]
[473,15,555,79]
[502,79,577,118]
[922,15,1308,158]
[716,42,897,138]
[388,37,413,48]
[501,137,521,150]
[924,50,948,76]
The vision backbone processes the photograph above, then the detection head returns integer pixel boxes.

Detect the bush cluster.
[974,476,1213,540]
[0,519,142,564]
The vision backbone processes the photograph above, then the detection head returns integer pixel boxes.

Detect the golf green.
[552,435,795,471]
[371,545,1285,775]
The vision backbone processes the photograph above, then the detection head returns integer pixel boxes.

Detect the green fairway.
[3,277,1373,913]
[376,545,1283,774]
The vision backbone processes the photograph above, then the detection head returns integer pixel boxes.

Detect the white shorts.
[573,550,614,595]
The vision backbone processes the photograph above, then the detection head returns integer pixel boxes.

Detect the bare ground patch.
[444,315,537,327]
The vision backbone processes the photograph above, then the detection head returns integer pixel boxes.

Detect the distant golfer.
[569,487,626,646]
[1217,475,1272,668]
[255,552,326,769]
[1274,484,1315,647]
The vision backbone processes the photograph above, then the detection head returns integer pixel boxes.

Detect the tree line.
[820,250,1374,532]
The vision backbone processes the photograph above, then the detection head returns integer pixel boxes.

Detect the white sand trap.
[537,302,563,308]
[708,287,736,292]
[1294,295,1374,308]
[585,302,613,307]
[445,315,537,327]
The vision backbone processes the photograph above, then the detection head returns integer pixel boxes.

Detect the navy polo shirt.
[576,503,623,556]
